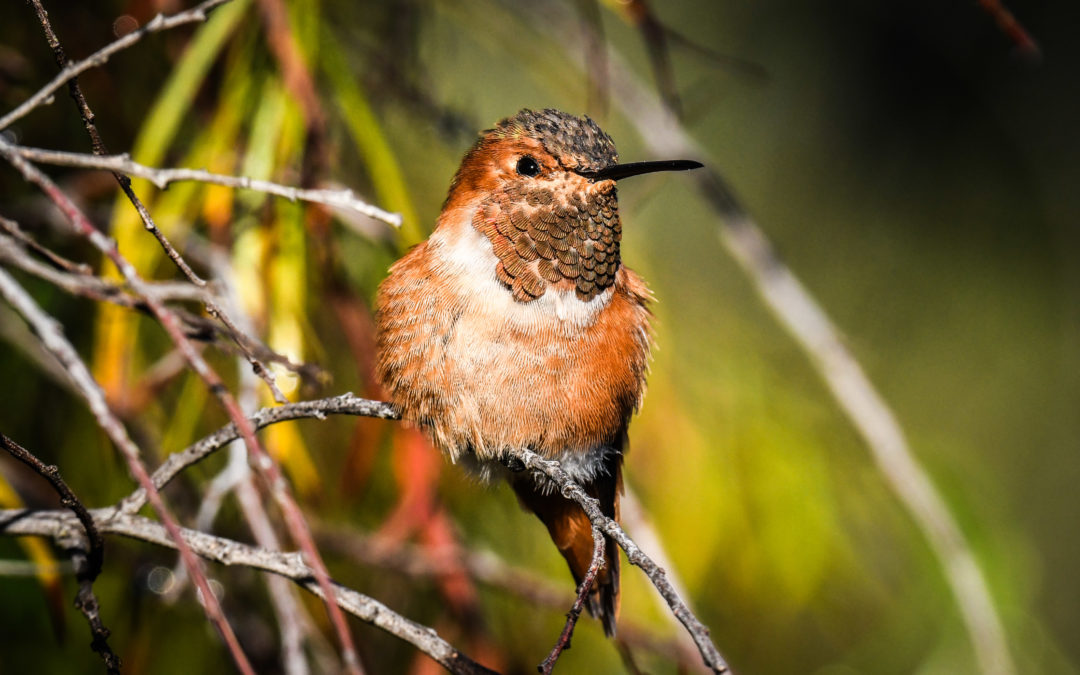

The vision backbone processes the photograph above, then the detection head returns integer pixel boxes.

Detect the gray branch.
[114,391,717,671]
[500,2,1016,674]
[0,0,234,132]
[9,144,402,226]
[0,508,498,675]
[508,447,730,674]
[120,393,399,514]
[0,264,256,672]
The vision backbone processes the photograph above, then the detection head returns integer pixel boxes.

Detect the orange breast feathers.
[374,218,652,468]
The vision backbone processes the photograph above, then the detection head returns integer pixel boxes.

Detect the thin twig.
[0,266,255,675]
[230,315,312,675]
[0,135,363,673]
[0,230,315,386]
[0,433,120,674]
[509,447,730,674]
[0,225,319,384]
[174,242,327,385]
[317,521,702,668]
[235,477,315,675]
[30,0,291,435]
[620,485,705,671]
[28,0,293,406]
[0,0,234,132]
[107,386,699,671]
[538,525,605,675]
[0,215,92,275]
[0,508,502,675]
[169,365,315,673]
[9,145,401,226]
[513,3,1016,673]
[121,393,399,514]
[0,433,103,581]
[0,231,203,308]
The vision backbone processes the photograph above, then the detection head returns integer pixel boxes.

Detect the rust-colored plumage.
[375,109,700,636]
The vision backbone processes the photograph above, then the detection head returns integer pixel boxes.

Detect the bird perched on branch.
[376,108,701,636]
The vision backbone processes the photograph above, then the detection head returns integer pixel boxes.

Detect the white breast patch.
[430,222,614,331]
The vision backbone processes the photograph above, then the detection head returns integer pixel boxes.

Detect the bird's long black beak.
[582,159,703,182]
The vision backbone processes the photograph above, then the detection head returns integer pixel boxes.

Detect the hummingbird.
[375,108,701,636]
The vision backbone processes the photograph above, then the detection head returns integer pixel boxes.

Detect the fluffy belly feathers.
[375,232,652,476]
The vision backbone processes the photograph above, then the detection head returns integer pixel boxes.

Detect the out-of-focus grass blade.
[92,0,252,402]
[158,23,260,240]
[321,31,422,247]
[234,79,319,495]
[231,75,285,328]
[161,372,210,460]
[599,0,682,117]
[290,0,322,62]
[0,474,66,639]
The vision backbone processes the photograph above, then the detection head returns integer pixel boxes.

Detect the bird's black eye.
[516,156,541,177]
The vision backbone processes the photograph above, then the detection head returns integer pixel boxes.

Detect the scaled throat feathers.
[443,108,626,305]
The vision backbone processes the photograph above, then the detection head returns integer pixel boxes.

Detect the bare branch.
[0,381,696,672]
[0,266,255,674]
[0,508,501,675]
[23,0,359,408]
[0,231,203,308]
[9,145,402,226]
[0,225,318,393]
[0,433,103,578]
[0,215,91,275]
[539,525,605,675]
[0,0,235,132]
[19,0,294,406]
[508,3,1016,673]
[235,476,315,675]
[0,433,120,674]
[196,368,313,674]
[121,393,398,514]
[0,223,319,387]
[179,238,328,385]
[317,521,704,669]
[0,133,367,672]
[508,447,730,674]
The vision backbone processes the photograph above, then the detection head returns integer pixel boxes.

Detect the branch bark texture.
[509,447,730,674]
[0,508,499,675]
[504,3,1015,674]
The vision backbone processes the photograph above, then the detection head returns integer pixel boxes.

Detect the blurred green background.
[0,0,1076,673]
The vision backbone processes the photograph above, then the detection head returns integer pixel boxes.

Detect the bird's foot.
[500,453,526,472]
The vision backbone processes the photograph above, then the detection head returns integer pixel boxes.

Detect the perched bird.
[375,108,701,636]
